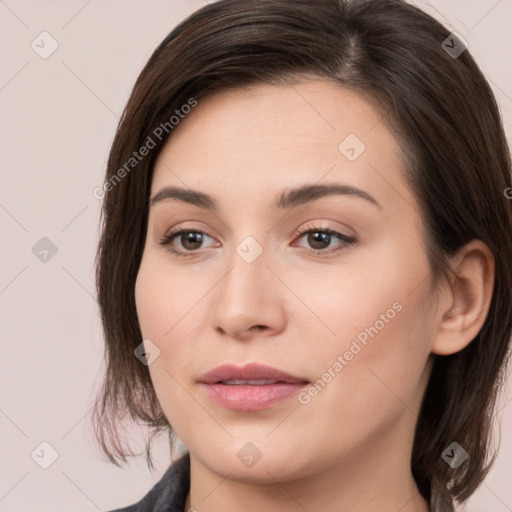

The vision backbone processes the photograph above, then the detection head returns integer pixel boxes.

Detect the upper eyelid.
[164,223,349,238]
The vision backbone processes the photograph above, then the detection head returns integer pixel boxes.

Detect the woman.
[93,0,512,511]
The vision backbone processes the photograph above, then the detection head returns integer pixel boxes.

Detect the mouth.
[199,363,309,411]
[218,379,291,385]
[199,362,309,384]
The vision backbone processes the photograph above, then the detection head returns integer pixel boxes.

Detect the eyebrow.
[150,183,382,211]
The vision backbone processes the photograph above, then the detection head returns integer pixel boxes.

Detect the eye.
[292,225,356,256]
[158,224,216,258]
[158,223,356,258]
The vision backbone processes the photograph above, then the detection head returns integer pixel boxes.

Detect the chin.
[191,441,317,484]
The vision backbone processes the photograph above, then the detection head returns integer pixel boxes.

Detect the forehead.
[151,79,411,214]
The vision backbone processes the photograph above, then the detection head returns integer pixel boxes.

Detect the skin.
[135,78,494,512]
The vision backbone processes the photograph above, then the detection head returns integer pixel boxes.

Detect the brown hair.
[93,1,512,510]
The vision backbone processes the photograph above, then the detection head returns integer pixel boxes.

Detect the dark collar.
[110,452,190,512]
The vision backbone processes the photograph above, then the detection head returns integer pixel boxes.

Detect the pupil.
[183,232,202,249]
[309,231,330,249]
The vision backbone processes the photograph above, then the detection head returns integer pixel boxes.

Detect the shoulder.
[107,453,190,512]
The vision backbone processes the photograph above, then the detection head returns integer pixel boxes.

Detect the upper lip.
[199,362,309,384]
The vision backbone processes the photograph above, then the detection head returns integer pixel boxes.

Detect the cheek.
[334,314,431,463]
[134,253,208,387]
[289,281,434,462]
[304,234,435,414]
[135,261,195,420]
[135,252,200,340]
[135,264,169,341]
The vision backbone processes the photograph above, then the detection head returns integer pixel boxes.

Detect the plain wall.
[1,1,511,510]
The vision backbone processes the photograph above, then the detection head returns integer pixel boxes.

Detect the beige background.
[1,1,511,510]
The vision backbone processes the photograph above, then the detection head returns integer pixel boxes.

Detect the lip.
[199,362,308,384]
[199,362,309,411]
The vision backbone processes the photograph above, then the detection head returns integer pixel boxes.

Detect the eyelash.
[158,223,356,259]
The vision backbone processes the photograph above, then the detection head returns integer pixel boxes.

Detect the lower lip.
[201,382,308,411]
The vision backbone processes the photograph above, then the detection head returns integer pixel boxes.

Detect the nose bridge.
[222,233,270,305]
[211,230,284,336]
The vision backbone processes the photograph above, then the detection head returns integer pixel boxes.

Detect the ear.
[431,239,495,356]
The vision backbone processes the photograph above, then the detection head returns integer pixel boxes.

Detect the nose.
[211,239,287,340]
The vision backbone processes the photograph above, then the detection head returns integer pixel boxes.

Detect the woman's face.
[135,79,442,484]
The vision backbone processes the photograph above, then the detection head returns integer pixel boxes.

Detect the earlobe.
[431,239,495,356]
